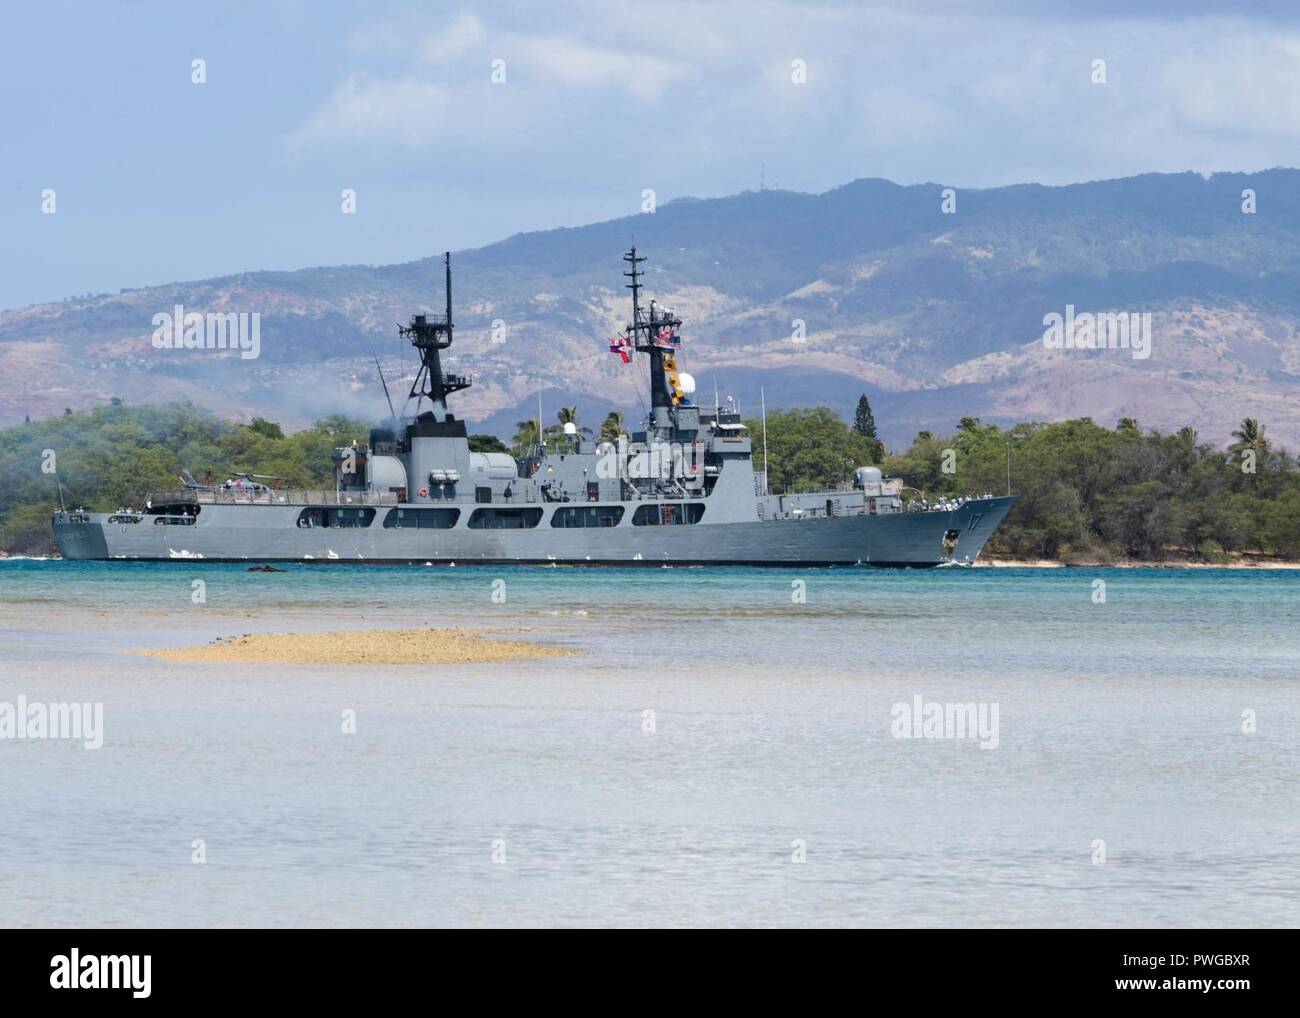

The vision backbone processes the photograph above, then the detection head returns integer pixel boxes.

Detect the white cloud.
[512,35,689,101]
[1163,35,1300,136]
[285,2,1300,186]
[288,74,449,150]
[288,11,690,152]
[421,11,488,63]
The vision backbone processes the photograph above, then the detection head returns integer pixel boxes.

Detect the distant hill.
[4,170,1300,447]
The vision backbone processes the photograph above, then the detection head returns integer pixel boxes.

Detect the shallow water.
[1,560,1297,927]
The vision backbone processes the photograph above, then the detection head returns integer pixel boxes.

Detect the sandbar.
[131,627,576,665]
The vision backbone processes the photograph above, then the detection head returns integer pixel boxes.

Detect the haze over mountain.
[3,169,1299,449]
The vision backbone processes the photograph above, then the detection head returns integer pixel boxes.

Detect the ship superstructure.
[53,250,1016,565]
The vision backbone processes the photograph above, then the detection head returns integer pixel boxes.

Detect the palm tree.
[510,419,541,458]
[600,410,626,443]
[1171,425,1199,471]
[1230,418,1266,452]
[557,406,591,434]
[545,406,592,452]
[1230,418,1267,472]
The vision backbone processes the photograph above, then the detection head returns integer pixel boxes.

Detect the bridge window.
[468,507,543,530]
[382,508,460,529]
[631,503,705,526]
[297,507,376,529]
[550,506,624,528]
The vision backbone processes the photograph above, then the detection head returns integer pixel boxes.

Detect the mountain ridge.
[4,170,1299,449]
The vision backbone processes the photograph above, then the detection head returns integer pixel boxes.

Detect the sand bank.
[131,627,576,665]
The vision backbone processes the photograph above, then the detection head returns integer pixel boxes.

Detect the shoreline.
[976,556,1300,569]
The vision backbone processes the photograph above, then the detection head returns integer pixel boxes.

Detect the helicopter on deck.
[179,469,282,493]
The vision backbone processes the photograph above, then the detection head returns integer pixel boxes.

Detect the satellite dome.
[563,421,577,435]
[854,466,883,489]
[678,372,696,395]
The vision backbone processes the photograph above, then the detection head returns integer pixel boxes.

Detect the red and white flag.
[609,332,632,363]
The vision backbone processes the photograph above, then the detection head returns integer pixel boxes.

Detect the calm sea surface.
[1,560,1297,927]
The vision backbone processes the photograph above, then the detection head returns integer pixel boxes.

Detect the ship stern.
[52,510,110,560]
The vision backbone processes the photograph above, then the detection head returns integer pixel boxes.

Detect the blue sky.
[3,0,1300,310]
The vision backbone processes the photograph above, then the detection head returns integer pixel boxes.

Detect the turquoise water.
[1,560,1298,926]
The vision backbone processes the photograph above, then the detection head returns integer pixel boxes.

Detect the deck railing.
[147,488,400,507]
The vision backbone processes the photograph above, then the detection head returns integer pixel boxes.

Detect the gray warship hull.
[53,496,1015,566]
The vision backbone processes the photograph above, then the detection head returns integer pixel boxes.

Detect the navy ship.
[53,250,1015,565]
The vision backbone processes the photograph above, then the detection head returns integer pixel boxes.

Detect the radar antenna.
[398,252,470,417]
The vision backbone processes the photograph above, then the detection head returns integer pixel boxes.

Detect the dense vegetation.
[746,405,1300,562]
[744,407,882,494]
[2,401,1296,562]
[0,403,369,555]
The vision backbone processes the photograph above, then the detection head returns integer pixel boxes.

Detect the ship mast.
[399,251,469,419]
[623,247,683,436]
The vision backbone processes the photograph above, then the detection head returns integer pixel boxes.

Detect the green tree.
[851,395,884,461]
[0,403,373,554]
[468,434,509,453]
[743,407,877,493]
[510,419,541,458]
[852,395,877,438]
[556,406,591,435]
[600,410,626,443]
[1230,418,1266,454]
[248,417,285,440]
